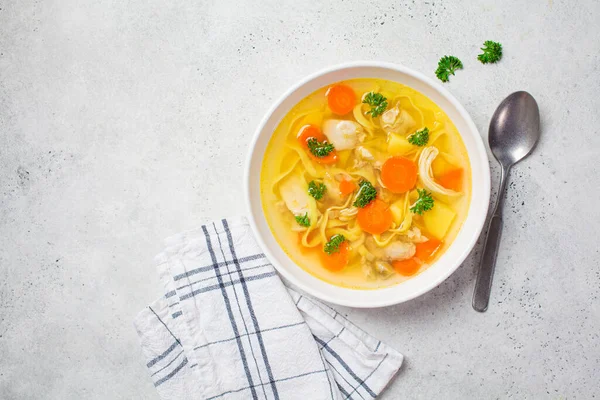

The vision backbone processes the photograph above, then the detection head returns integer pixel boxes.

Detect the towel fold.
[134,217,403,399]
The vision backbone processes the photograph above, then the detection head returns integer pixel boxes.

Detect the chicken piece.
[365,235,416,261]
[418,146,461,197]
[374,260,395,279]
[376,187,394,203]
[355,146,374,160]
[381,106,399,126]
[352,158,367,170]
[358,130,367,143]
[407,227,429,243]
[279,174,313,216]
[382,241,416,261]
[322,119,362,151]
[380,105,416,135]
[361,260,376,280]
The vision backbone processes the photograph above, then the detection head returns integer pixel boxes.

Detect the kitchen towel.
[134,217,403,399]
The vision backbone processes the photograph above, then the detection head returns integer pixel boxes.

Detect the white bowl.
[245,61,490,308]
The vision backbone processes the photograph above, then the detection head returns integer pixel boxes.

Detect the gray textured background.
[1,0,599,398]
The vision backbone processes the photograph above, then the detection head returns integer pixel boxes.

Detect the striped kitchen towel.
[134,217,403,399]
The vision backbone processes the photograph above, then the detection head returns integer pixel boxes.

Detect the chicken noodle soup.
[260,78,471,289]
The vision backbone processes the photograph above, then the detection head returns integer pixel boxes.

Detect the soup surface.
[260,78,471,289]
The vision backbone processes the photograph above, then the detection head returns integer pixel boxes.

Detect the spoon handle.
[473,165,510,312]
[472,215,504,312]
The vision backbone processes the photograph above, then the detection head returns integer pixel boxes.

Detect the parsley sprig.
[410,189,434,215]
[353,180,377,208]
[307,138,334,158]
[295,213,310,227]
[362,92,388,118]
[478,40,502,64]
[324,234,346,255]
[308,181,326,200]
[435,56,463,82]
[408,127,429,146]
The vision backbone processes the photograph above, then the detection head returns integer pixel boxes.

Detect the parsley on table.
[408,127,430,146]
[307,138,334,158]
[295,213,310,227]
[477,40,503,64]
[435,56,463,82]
[324,234,346,255]
[410,189,434,215]
[353,180,377,208]
[362,92,388,118]
[308,181,327,200]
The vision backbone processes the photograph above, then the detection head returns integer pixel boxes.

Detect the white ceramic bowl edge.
[245,61,490,308]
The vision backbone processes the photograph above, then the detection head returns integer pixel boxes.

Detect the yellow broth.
[260,78,471,289]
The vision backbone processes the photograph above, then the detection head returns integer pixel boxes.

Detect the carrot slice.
[437,168,463,192]
[319,241,349,271]
[326,84,356,115]
[297,124,322,143]
[415,238,442,262]
[392,258,421,276]
[339,179,357,195]
[357,198,393,234]
[297,124,338,165]
[380,156,418,193]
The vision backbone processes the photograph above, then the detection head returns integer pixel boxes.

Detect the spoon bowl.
[473,91,541,312]
[489,91,541,166]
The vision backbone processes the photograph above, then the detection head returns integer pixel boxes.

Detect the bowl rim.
[244,61,490,308]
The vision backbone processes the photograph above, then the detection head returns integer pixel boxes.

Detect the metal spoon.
[473,91,540,312]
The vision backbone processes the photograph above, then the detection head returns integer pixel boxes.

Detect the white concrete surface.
[1,0,599,398]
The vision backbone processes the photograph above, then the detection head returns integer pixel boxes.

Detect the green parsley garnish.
[353,180,377,208]
[435,56,463,83]
[307,138,334,158]
[410,189,434,215]
[362,92,388,118]
[308,181,326,200]
[324,234,346,255]
[408,127,429,146]
[477,40,503,64]
[295,213,310,227]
